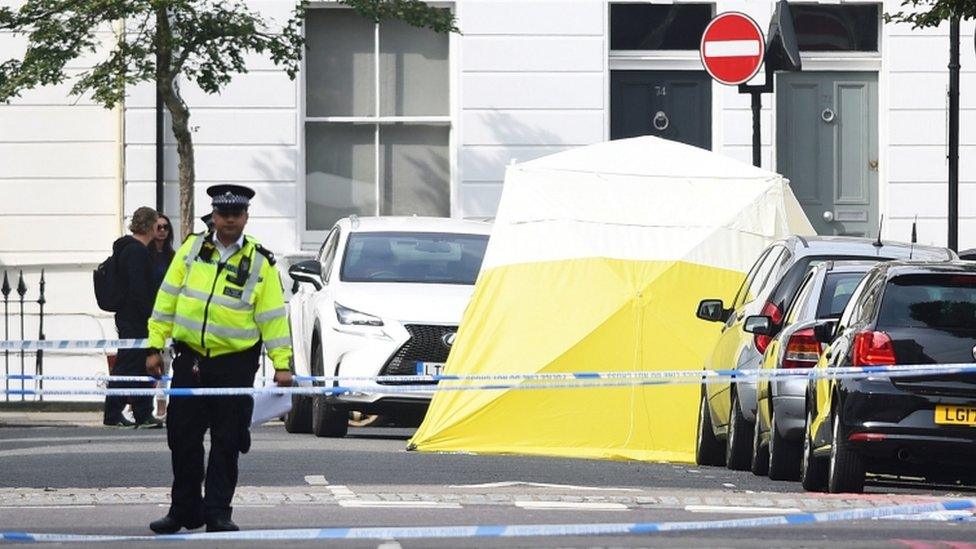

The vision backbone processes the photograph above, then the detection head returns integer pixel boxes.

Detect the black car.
[801,261,976,493]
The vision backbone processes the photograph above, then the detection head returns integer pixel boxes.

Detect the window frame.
[299,3,457,247]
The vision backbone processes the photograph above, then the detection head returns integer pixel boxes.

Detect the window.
[304,9,451,234]
[792,4,880,52]
[816,272,868,319]
[340,232,489,285]
[318,228,340,282]
[785,271,816,325]
[733,248,771,309]
[610,4,713,50]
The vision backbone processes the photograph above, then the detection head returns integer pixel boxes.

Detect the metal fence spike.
[16,271,27,297]
[1,271,9,297]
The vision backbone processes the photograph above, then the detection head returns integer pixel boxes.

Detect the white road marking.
[448,481,641,492]
[328,485,356,500]
[685,505,802,514]
[515,501,628,511]
[703,39,761,57]
[304,475,329,486]
[377,542,403,549]
[0,505,97,509]
[722,483,736,488]
[338,500,462,509]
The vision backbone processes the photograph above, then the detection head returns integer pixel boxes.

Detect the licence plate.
[416,362,445,376]
[935,405,976,426]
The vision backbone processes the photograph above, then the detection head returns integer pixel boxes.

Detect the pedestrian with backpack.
[99,206,163,428]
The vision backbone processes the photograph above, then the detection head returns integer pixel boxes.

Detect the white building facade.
[1,0,974,390]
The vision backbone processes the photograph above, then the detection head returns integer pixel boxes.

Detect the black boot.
[149,515,205,535]
[206,517,239,532]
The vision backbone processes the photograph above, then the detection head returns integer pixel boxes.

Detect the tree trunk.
[165,91,195,239]
[155,8,196,239]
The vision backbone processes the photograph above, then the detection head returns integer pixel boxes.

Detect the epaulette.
[255,243,276,266]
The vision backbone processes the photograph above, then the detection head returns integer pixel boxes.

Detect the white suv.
[284,216,491,437]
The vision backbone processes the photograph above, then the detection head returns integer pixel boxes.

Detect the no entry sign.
[700,12,765,86]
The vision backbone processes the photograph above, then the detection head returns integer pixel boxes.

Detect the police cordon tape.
[1,498,974,543]
[4,363,976,397]
[0,339,148,351]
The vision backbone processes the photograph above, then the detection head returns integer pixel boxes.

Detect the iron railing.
[2,270,46,402]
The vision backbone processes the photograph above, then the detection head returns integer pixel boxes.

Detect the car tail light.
[754,301,783,354]
[848,432,886,442]
[852,330,897,366]
[782,328,821,369]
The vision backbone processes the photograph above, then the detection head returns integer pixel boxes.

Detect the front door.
[611,70,712,149]
[777,72,879,237]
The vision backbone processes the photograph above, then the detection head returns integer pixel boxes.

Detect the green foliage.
[886,1,976,28]
[0,0,457,107]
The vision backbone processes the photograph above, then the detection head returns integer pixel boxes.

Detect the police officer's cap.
[207,184,254,213]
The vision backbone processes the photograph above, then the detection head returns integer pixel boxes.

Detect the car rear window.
[816,272,867,319]
[768,255,884,314]
[878,274,976,329]
[341,232,489,284]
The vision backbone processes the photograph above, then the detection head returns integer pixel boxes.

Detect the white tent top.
[484,136,813,272]
[520,136,781,181]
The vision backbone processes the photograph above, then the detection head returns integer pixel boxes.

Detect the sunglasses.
[156,224,170,231]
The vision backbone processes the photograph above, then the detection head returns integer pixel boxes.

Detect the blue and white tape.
[6,364,976,397]
[1,498,973,543]
[0,339,148,351]
[5,363,976,387]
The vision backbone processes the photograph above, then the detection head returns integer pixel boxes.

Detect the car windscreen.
[877,274,976,330]
[816,272,867,319]
[340,232,489,284]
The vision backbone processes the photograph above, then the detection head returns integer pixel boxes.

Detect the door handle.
[653,111,670,131]
[823,211,834,223]
[821,108,836,123]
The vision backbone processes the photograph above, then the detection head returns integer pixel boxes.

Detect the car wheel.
[284,390,312,434]
[725,390,753,471]
[800,406,827,492]
[309,340,347,438]
[827,405,865,494]
[750,407,769,476]
[768,406,801,481]
[695,386,726,466]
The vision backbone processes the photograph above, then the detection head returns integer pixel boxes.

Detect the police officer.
[145,184,293,534]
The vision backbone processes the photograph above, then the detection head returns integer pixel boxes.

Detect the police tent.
[409,136,814,463]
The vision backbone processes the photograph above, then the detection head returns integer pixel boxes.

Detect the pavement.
[2,411,976,547]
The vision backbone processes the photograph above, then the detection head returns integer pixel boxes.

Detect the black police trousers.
[166,342,260,523]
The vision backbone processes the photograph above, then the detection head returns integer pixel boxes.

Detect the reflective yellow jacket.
[147,233,292,370]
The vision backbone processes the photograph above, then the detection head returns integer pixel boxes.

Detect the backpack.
[93,240,133,312]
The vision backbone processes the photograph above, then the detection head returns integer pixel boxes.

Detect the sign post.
[700,2,802,168]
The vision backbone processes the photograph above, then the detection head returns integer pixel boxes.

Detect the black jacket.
[112,236,154,325]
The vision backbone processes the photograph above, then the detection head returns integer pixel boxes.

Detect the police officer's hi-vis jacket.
[147,233,292,370]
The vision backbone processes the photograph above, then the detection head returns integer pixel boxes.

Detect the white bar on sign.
[704,39,761,57]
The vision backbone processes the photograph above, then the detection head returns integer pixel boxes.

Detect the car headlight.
[335,302,384,326]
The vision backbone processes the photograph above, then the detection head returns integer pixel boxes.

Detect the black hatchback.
[801,261,976,493]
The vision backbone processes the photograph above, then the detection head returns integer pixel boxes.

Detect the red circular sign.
[700,12,765,86]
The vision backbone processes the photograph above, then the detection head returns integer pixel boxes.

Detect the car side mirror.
[813,319,838,344]
[288,260,323,291]
[696,299,728,322]
[743,315,772,335]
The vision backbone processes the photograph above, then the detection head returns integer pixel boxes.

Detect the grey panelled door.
[611,71,712,150]
[777,72,879,237]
